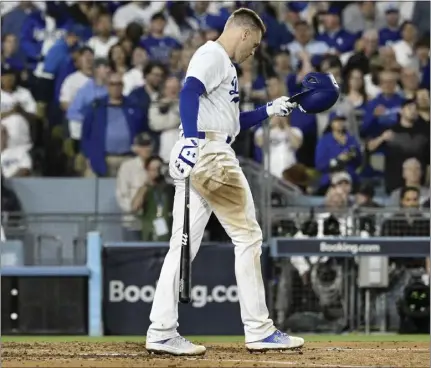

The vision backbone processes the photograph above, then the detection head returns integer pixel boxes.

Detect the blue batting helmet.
[290,72,340,114]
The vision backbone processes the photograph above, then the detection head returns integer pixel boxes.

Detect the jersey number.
[229,76,240,104]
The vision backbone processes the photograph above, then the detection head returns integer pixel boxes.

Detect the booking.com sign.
[109,281,239,308]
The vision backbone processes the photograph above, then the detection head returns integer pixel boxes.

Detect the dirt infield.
[2,341,429,368]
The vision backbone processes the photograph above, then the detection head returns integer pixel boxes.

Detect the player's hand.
[266,97,297,117]
[173,138,199,179]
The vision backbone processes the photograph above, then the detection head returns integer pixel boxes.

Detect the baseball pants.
[147,134,276,343]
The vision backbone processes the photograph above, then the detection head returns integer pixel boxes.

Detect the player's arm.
[239,97,297,131]
[180,51,225,138]
[179,77,206,139]
[174,51,225,179]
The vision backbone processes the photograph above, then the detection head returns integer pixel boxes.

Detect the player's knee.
[234,228,263,250]
[253,228,263,247]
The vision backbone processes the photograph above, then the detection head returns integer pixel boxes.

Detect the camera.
[396,272,430,334]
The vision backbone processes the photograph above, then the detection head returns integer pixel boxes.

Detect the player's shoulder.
[192,41,227,61]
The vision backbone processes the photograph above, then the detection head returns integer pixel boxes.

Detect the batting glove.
[266,97,297,117]
[173,137,199,179]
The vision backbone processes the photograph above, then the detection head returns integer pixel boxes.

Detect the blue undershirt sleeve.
[179,77,206,138]
[239,105,269,131]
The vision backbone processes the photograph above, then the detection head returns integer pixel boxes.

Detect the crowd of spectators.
[1,1,430,241]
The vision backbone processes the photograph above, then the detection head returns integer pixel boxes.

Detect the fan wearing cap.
[316,6,357,55]
[281,2,308,44]
[315,113,362,193]
[20,5,72,73]
[379,6,401,47]
[140,12,182,65]
[331,172,353,198]
[35,22,83,117]
[116,133,154,241]
[366,98,430,194]
[1,64,36,150]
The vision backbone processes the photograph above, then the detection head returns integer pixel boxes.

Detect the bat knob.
[179,296,191,304]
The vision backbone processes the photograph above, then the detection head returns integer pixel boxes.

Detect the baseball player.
[146,8,303,356]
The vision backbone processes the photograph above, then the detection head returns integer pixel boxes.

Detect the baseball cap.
[133,133,153,147]
[330,112,347,122]
[64,22,87,38]
[385,4,399,14]
[331,172,352,185]
[326,6,341,16]
[286,2,308,13]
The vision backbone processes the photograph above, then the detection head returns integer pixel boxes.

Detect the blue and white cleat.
[146,336,206,356]
[245,330,304,352]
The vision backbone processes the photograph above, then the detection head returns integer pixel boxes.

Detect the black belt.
[197,131,233,144]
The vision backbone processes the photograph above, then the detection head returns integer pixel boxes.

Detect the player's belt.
[197,131,233,144]
[180,131,234,144]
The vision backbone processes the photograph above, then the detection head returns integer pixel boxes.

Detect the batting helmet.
[290,72,340,114]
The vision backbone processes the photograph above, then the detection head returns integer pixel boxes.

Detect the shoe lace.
[175,336,192,346]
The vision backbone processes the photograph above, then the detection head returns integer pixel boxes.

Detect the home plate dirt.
[2,341,428,368]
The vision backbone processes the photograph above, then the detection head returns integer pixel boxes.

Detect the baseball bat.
[179,177,191,304]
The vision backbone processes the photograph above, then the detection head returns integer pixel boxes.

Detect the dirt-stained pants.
[147,134,275,343]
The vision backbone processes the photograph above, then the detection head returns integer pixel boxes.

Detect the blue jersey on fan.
[140,35,182,64]
[379,27,401,46]
[20,10,69,71]
[316,29,356,54]
[193,7,230,32]
[361,93,405,139]
[420,59,430,90]
[42,38,77,103]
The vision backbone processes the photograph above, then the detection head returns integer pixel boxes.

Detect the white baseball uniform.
[147,41,276,343]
